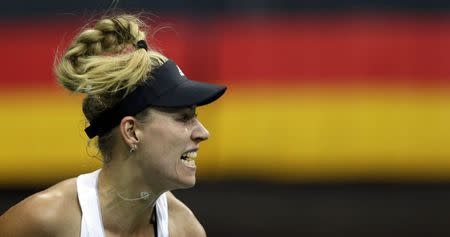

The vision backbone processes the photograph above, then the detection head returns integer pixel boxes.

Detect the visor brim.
[151,80,227,107]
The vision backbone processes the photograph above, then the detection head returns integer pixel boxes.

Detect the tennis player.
[0,14,226,237]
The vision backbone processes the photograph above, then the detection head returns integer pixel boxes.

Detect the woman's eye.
[178,113,197,122]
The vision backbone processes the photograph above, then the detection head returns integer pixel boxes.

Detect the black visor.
[84,60,226,138]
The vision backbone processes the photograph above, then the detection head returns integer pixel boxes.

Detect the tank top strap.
[76,169,105,237]
[155,192,169,237]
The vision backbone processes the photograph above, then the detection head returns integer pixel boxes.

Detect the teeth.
[181,151,197,160]
[181,158,196,168]
[180,151,198,168]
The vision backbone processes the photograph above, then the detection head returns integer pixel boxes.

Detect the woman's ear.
[119,116,140,146]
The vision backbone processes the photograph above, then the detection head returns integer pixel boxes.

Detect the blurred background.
[2,0,450,236]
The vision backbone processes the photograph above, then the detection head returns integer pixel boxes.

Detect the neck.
[97,159,163,234]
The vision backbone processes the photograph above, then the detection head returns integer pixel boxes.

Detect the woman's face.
[135,106,209,191]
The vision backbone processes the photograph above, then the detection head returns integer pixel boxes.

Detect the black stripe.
[2,0,450,18]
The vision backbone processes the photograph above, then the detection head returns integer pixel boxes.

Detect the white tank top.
[76,169,169,237]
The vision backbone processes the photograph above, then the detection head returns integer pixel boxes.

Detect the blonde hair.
[54,14,168,160]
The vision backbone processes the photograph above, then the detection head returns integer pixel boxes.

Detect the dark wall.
[2,182,450,236]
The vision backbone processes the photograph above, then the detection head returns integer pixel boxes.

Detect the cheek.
[142,123,187,163]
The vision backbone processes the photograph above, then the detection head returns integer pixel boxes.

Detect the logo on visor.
[176,65,185,77]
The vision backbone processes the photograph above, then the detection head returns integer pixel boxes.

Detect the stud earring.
[129,144,137,153]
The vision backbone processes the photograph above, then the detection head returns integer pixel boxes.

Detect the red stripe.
[214,14,450,86]
[1,14,450,88]
[0,17,187,88]
[0,18,79,88]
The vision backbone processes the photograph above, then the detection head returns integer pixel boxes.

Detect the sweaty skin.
[0,179,206,237]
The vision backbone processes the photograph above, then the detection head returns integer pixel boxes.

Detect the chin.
[178,176,196,189]
[167,175,196,191]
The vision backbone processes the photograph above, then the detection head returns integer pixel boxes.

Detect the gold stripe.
[2,87,450,184]
[0,90,100,186]
[197,87,450,181]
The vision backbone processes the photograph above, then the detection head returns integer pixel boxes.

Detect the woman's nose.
[191,119,210,143]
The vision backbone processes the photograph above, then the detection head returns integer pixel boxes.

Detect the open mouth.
[180,151,197,168]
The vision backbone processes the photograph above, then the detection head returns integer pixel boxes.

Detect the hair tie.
[136,40,148,51]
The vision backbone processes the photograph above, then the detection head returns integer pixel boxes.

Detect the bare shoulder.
[0,178,80,237]
[166,191,206,237]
